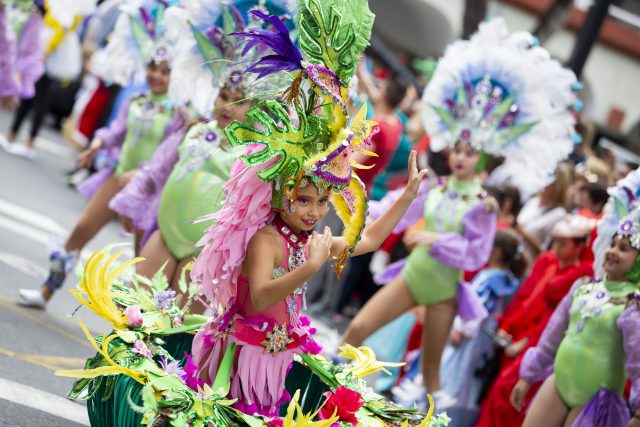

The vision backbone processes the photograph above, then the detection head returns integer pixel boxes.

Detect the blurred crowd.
[1,1,639,426]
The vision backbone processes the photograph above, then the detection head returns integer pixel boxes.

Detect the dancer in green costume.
[111,85,252,289]
[109,0,274,292]
[512,169,640,427]
[17,1,188,309]
[342,17,582,410]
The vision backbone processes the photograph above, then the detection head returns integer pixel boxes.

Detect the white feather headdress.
[164,0,291,114]
[422,18,582,200]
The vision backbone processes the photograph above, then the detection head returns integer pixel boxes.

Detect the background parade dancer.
[512,167,640,427]
[110,0,289,300]
[18,0,190,309]
[342,17,582,410]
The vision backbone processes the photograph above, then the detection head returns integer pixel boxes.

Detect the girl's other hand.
[308,226,332,269]
[119,216,136,233]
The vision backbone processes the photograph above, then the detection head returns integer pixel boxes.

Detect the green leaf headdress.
[224,0,377,275]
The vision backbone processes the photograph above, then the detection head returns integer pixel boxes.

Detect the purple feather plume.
[230,9,302,79]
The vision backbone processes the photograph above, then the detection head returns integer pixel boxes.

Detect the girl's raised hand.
[403,150,429,199]
[307,226,332,269]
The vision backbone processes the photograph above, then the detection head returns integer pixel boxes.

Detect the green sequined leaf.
[295,0,374,84]
[224,101,325,183]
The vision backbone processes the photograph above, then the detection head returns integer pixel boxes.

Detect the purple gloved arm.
[15,12,44,99]
[617,299,640,412]
[0,9,19,98]
[428,203,497,270]
[519,283,577,384]
[108,113,187,232]
[369,180,429,233]
[94,97,134,148]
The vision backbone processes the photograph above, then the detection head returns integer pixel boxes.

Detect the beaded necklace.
[271,215,309,327]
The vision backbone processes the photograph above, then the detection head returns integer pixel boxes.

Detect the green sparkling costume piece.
[158,121,243,260]
[115,93,175,177]
[554,280,637,408]
[402,178,484,305]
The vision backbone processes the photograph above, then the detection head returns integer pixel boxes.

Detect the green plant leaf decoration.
[295,0,374,84]
[224,101,326,183]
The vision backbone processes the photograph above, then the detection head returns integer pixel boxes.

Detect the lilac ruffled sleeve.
[519,283,577,384]
[15,13,44,99]
[368,180,429,233]
[0,10,19,98]
[428,203,497,270]
[108,113,187,232]
[617,300,640,412]
[94,97,133,148]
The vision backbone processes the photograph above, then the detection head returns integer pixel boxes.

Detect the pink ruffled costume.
[190,164,320,416]
[192,234,319,416]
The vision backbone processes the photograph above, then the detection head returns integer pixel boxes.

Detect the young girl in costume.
[187,0,432,416]
[512,168,640,427]
[18,0,188,309]
[342,17,581,409]
[110,0,289,291]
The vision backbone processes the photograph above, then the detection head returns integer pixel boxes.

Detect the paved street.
[0,109,129,426]
[0,109,341,426]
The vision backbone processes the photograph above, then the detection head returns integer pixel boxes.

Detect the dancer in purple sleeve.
[18,0,189,309]
[512,168,640,427]
[342,17,582,411]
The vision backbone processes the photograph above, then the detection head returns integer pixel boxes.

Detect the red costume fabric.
[474,250,594,427]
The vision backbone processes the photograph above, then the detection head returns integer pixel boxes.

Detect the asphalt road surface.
[0,109,129,426]
[0,109,341,426]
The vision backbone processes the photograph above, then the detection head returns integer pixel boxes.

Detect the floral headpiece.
[165,0,291,113]
[91,0,178,86]
[422,18,582,200]
[223,0,377,273]
[616,208,640,250]
[593,167,640,280]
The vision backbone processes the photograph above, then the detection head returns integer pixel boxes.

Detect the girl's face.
[604,236,640,281]
[146,60,171,95]
[449,143,480,180]
[214,86,252,129]
[280,183,331,233]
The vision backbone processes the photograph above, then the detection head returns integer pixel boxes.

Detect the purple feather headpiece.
[230,10,303,79]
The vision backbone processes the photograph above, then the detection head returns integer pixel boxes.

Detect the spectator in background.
[516,162,573,258]
[486,184,521,230]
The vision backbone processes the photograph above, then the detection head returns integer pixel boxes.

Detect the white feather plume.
[422,18,580,200]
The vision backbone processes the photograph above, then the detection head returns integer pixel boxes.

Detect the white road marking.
[0,377,89,426]
[35,135,77,158]
[0,251,47,278]
[0,214,50,245]
[0,198,67,236]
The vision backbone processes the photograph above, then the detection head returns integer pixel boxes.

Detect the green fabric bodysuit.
[554,279,637,408]
[115,93,175,177]
[158,121,243,260]
[402,178,484,305]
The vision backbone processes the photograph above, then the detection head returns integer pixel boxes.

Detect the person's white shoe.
[18,289,47,309]
[6,143,37,159]
[431,390,458,410]
[392,375,427,409]
[0,133,15,150]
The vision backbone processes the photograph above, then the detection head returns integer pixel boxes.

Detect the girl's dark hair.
[494,230,528,279]
[485,184,522,220]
